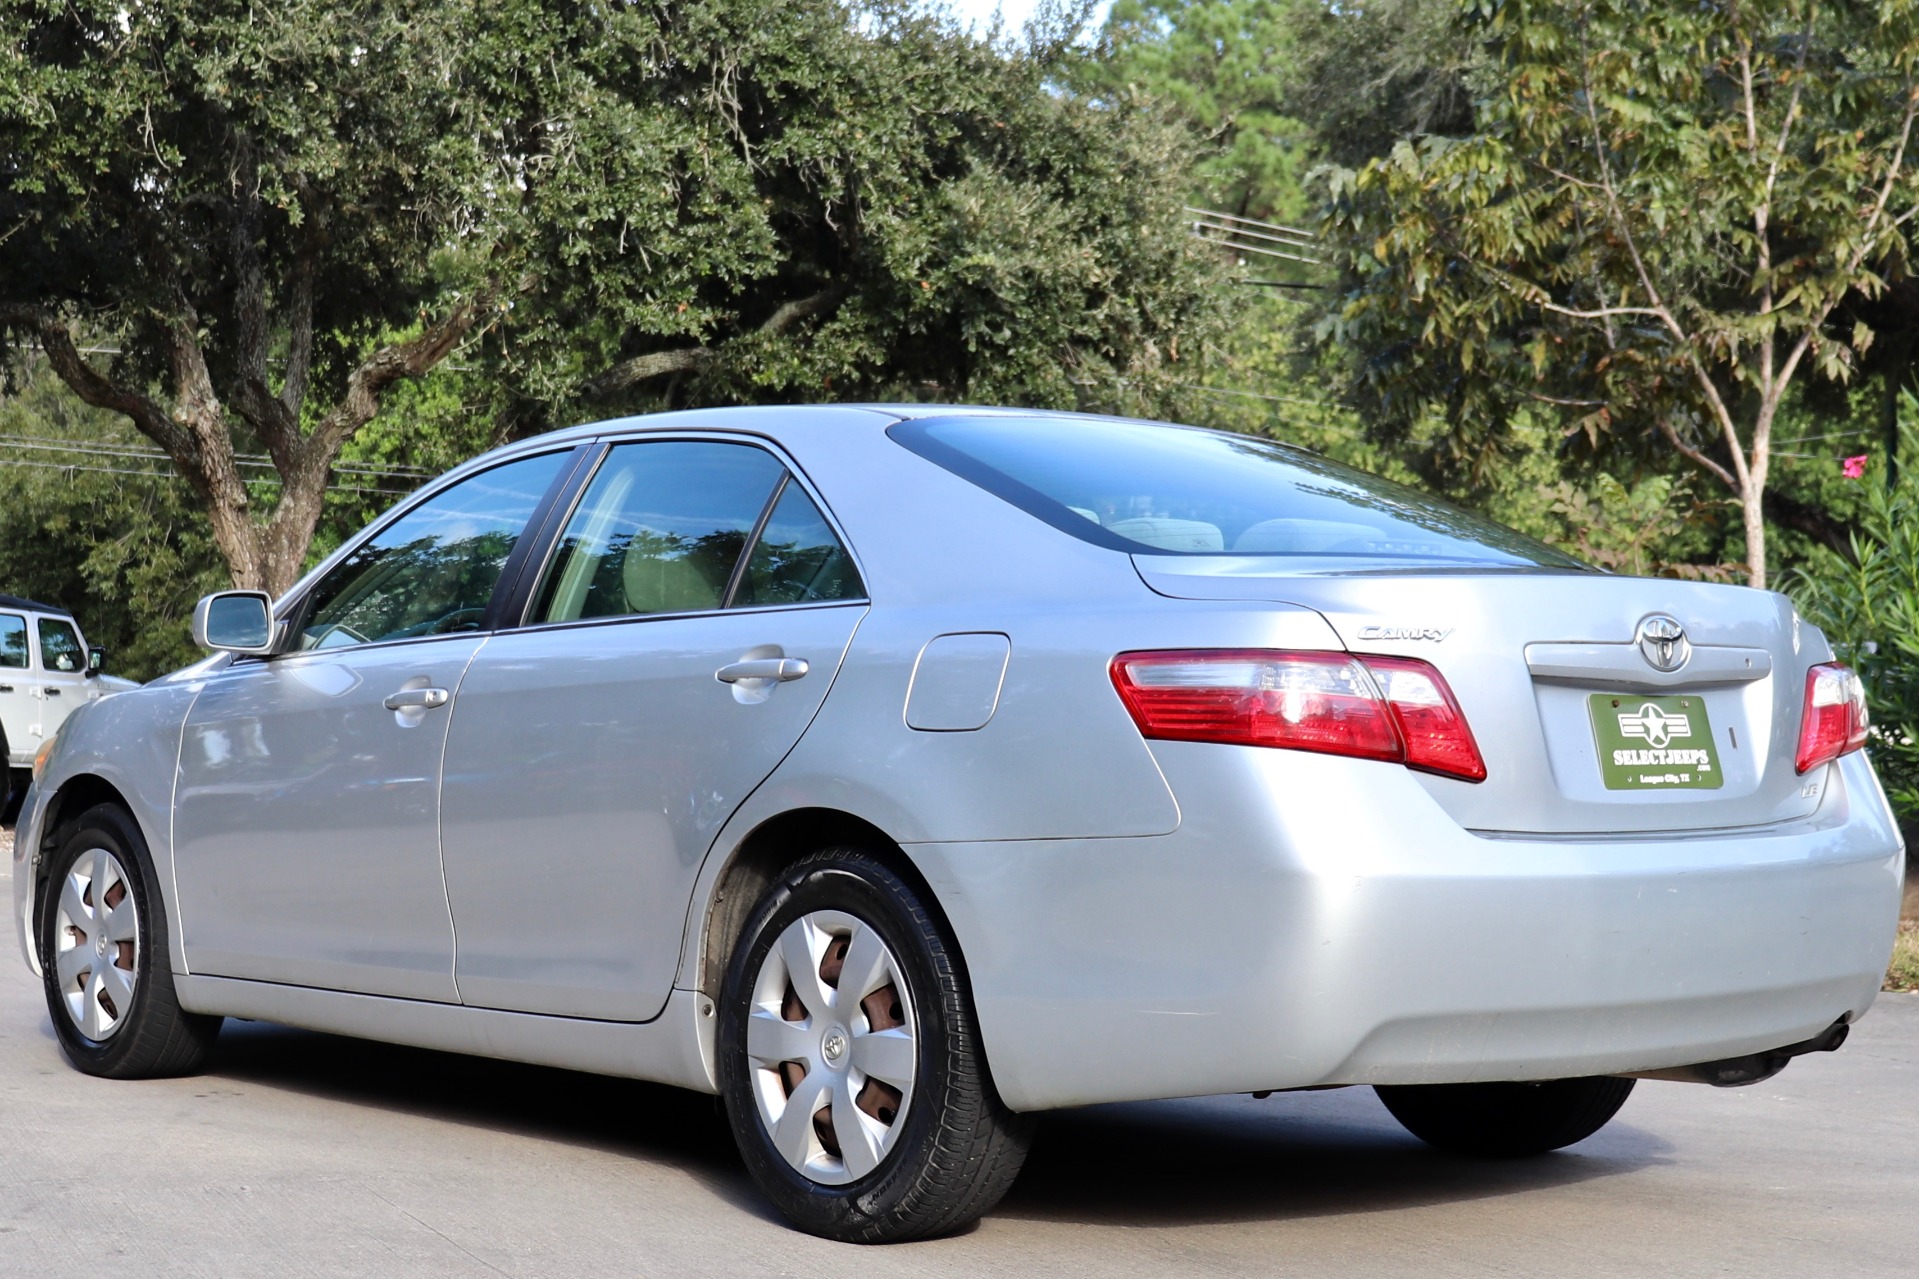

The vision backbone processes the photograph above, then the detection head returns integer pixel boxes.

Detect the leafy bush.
[1782,414,1919,829]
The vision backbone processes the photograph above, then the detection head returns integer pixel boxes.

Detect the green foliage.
[1783,407,1919,825]
[1319,0,1919,586]
[1283,0,1484,170]
[1078,1,1314,222]
[0,0,499,401]
[2,0,1232,592]
[0,366,226,681]
[494,0,1231,428]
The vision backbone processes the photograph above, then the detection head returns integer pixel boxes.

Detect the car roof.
[505,403,1172,455]
[0,594,72,617]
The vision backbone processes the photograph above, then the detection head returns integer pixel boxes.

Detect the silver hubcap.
[747,909,917,1185]
[52,848,141,1041]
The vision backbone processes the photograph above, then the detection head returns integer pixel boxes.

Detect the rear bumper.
[12,781,44,977]
[907,747,1903,1112]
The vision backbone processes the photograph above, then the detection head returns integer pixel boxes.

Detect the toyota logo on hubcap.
[1636,615,1690,673]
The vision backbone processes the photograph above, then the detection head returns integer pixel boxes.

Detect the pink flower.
[1842,454,1869,479]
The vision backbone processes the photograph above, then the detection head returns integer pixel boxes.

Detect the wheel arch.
[21,772,145,974]
[38,773,141,863]
[695,807,959,1003]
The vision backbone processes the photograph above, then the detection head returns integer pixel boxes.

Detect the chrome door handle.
[383,687,451,711]
[716,658,810,684]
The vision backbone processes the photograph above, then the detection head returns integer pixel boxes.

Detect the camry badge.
[1357,624,1453,642]
[1636,615,1691,672]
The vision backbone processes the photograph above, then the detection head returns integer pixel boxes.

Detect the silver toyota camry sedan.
[10,405,1904,1241]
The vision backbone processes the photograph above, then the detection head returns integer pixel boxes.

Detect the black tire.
[1375,1076,1635,1157]
[717,848,1034,1243]
[1,718,17,826]
[39,803,222,1078]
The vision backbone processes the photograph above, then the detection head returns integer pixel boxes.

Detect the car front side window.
[36,618,84,672]
[299,451,569,651]
[534,441,788,623]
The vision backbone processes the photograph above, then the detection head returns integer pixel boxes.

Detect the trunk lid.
[1134,556,1824,835]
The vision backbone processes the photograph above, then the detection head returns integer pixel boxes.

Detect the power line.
[0,456,416,497]
[0,434,434,481]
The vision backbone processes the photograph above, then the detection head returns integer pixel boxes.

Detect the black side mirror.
[86,647,106,677]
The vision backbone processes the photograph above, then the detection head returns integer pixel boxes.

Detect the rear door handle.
[43,688,60,697]
[716,658,810,684]
[0,684,11,693]
[383,687,451,711]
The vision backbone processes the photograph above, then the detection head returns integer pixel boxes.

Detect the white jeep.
[0,594,139,820]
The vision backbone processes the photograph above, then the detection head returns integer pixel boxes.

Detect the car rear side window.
[0,614,25,668]
[37,617,84,672]
[890,415,1584,568]
[299,450,570,650]
[731,477,864,608]
[534,441,788,622]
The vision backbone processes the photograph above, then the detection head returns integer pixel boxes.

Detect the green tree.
[1080,1,1313,222]
[1283,0,1484,171]
[1,0,508,595]
[490,0,1226,433]
[2,1,1227,595]
[0,364,227,680]
[1322,0,1919,588]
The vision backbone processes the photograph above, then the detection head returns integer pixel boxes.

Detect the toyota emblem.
[1636,615,1691,673]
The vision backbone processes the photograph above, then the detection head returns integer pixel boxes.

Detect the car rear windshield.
[889,415,1586,568]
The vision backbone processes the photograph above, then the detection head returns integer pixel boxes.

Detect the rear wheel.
[1375,1076,1635,1157]
[717,848,1033,1242]
[40,804,221,1078]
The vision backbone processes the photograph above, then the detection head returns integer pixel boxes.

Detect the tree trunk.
[1741,482,1769,591]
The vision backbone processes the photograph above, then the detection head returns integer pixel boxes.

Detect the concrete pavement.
[3,846,1916,1277]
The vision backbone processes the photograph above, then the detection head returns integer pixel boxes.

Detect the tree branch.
[581,285,843,398]
[310,289,495,458]
[1656,413,1740,493]
[0,306,195,463]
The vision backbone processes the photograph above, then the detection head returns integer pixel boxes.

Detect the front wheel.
[40,804,222,1078]
[1375,1076,1635,1157]
[717,849,1033,1242]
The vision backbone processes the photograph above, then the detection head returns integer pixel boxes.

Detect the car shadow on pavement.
[200,1019,1671,1235]
[204,1018,775,1222]
[999,1088,1673,1228]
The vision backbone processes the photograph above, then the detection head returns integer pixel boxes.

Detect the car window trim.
[495,597,869,642]
[483,443,605,632]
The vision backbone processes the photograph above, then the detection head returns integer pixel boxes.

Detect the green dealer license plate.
[1587,693,1723,790]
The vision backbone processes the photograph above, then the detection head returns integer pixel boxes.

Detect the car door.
[0,610,30,767]
[439,438,868,1021]
[171,449,574,1001]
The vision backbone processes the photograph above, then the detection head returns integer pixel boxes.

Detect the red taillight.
[1795,662,1869,774]
[1110,649,1487,782]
